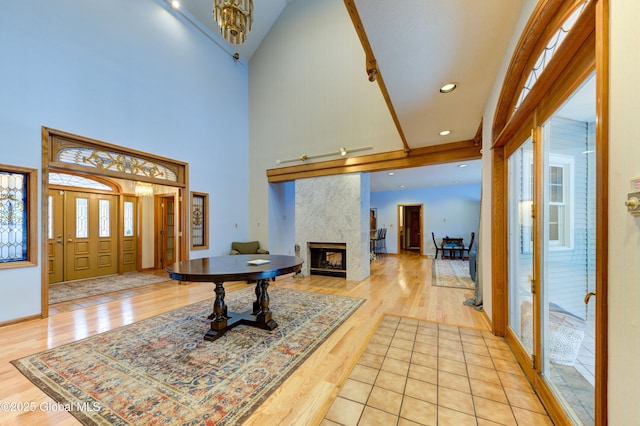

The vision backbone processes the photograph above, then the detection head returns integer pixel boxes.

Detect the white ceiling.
[173,1,530,191]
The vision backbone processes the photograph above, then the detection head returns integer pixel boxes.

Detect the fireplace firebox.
[309,242,346,278]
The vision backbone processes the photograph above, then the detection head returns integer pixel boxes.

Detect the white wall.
[0,0,250,322]
[267,181,296,256]
[371,184,481,256]
[608,0,640,422]
[248,0,403,248]
[480,0,539,323]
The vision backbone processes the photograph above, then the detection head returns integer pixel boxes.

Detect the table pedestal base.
[204,278,278,342]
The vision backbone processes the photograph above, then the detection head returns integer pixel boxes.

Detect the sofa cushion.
[231,241,262,254]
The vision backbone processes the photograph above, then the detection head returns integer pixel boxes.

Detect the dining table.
[166,254,303,341]
[441,237,464,259]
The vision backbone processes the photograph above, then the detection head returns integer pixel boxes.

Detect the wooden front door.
[64,191,118,281]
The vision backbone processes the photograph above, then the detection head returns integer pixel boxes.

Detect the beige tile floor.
[322,315,553,426]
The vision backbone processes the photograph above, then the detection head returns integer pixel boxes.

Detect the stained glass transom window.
[57,148,178,182]
[49,172,112,191]
[0,172,28,262]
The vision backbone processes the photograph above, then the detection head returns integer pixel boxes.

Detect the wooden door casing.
[47,190,64,283]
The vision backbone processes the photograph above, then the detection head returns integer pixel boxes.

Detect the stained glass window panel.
[76,198,88,238]
[99,199,110,237]
[48,195,53,240]
[0,172,28,262]
[124,201,134,237]
[191,193,208,249]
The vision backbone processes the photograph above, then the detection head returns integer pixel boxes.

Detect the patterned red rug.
[13,286,364,425]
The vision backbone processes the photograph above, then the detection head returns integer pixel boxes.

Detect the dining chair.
[431,232,440,259]
[463,232,476,259]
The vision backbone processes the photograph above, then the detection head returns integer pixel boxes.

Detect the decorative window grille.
[191,192,208,249]
[76,198,89,238]
[49,172,112,191]
[56,148,178,182]
[0,171,28,262]
[513,1,588,114]
[99,199,110,238]
[124,201,134,237]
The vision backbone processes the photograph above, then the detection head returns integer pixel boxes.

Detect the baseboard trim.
[0,313,41,328]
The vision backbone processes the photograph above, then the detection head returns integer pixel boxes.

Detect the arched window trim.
[492,0,594,143]
[512,1,589,114]
[48,172,118,192]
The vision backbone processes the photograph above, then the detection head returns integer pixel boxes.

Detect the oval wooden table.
[166,254,303,341]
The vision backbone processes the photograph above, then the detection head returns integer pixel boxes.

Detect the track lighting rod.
[276,146,373,165]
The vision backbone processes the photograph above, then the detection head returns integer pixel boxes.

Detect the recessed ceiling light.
[439,82,457,93]
[171,0,180,8]
[388,172,395,176]
[400,185,405,189]
[439,130,451,136]
[458,164,467,168]
[453,180,460,184]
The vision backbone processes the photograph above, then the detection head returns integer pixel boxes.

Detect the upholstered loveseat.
[229,241,269,255]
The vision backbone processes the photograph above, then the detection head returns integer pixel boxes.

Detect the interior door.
[47,189,64,283]
[156,195,176,269]
[408,207,421,249]
[65,191,118,281]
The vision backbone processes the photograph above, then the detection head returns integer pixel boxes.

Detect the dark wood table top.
[166,254,304,283]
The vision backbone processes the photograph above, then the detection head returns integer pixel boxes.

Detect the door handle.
[584,292,596,305]
[56,240,63,244]
[67,239,73,243]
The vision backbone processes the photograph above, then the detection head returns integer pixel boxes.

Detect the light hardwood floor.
[0,252,489,425]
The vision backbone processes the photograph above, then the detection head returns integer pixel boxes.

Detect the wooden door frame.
[490,0,608,424]
[41,127,189,318]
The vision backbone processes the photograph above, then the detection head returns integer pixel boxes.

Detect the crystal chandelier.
[134,182,154,197]
[213,0,253,45]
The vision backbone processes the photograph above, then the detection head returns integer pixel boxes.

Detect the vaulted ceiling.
[173,0,526,189]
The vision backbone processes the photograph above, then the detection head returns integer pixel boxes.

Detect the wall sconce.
[276,146,373,165]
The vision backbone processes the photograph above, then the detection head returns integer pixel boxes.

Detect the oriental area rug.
[432,259,476,290]
[13,286,364,425]
[49,272,171,304]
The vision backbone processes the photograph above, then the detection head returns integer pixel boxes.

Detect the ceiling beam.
[343,0,411,153]
[266,140,481,183]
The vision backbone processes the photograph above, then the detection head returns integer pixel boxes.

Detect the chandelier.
[213,0,253,45]
[134,182,154,197]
